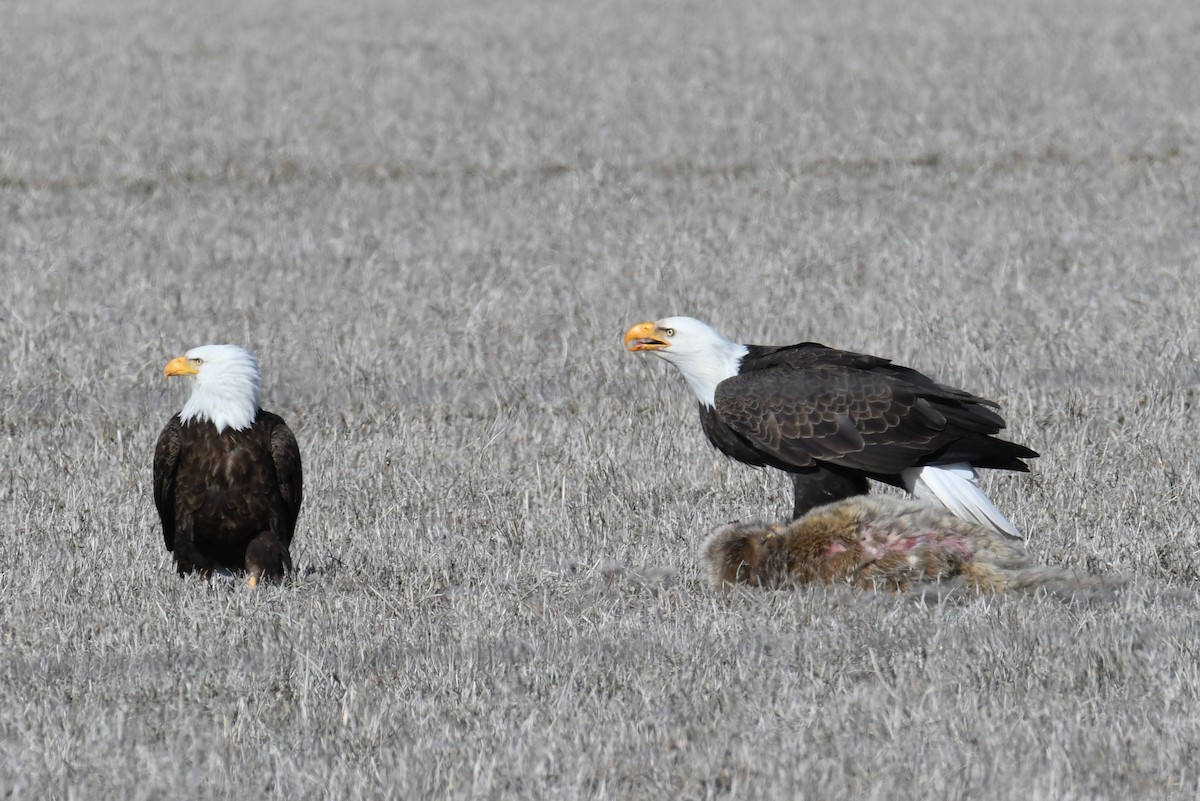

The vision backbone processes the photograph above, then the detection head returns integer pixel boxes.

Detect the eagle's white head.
[624,316,748,407]
[163,344,261,433]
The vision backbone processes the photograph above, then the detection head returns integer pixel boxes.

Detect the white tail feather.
[901,463,1022,539]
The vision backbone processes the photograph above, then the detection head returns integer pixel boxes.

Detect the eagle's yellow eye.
[663,328,675,337]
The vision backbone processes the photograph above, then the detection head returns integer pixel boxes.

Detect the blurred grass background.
[2,0,1200,798]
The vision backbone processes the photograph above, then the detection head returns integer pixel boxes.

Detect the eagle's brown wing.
[266,414,303,547]
[713,346,1021,477]
[152,415,182,551]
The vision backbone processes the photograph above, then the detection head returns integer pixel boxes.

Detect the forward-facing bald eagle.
[702,495,1116,596]
[153,345,302,585]
[625,316,1036,536]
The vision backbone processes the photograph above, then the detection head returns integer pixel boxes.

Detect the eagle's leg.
[244,531,293,587]
[790,467,870,519]
[172,520,215,578]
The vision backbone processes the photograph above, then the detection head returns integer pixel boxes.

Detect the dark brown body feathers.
[153,409,302,581]
[703,343,1037,518]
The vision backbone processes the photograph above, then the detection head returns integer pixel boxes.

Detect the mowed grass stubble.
[3,0,1200,798]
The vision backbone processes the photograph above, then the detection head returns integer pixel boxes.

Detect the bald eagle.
[702,495,1114,595]
[153,345,303,585]
[624,316,1036,536]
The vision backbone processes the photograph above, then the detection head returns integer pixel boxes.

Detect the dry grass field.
[3,0,1200,798]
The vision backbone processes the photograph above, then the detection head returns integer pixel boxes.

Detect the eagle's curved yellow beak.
[163,356,200,379]
[624,322,669,352]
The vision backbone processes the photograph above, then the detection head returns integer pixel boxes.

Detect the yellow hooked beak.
[163,356,200,379]
[624,321,670,352]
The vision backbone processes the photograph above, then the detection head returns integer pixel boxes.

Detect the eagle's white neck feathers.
[647,317,748,407]
[178,345,261,433]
